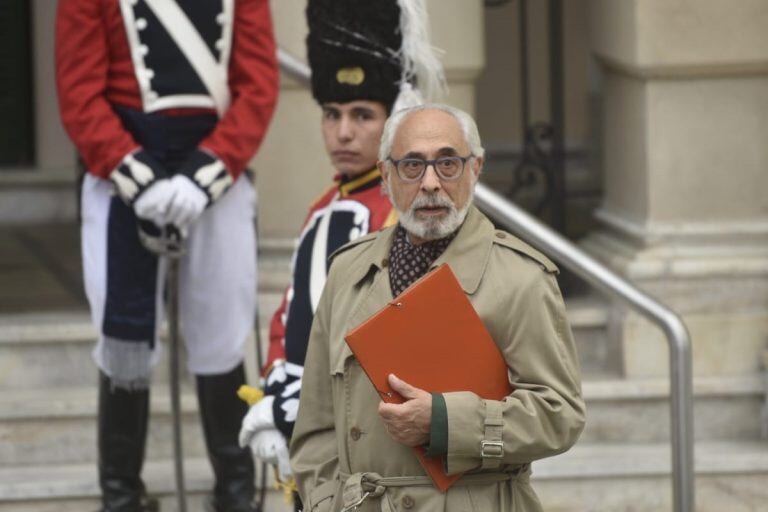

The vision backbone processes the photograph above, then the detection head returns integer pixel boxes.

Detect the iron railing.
[276,48,695,512]
[475,185,694,512]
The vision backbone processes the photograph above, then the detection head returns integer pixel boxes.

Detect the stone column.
[253,0,485,240]
[34,0,75,172]
[584,0,768,378]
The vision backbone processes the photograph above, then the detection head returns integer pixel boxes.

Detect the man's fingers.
[238,426,254,448]
[378,400,397,419]
[388,373,421,399]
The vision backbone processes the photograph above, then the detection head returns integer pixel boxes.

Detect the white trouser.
[81,173,257,376]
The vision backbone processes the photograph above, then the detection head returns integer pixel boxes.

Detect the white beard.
[390,178,474,241]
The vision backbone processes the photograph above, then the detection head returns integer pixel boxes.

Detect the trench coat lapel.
[346,227,397,332]
[333,227,397,374]
[431,205,494,295]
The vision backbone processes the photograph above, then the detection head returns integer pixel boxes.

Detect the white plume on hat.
[392,0,448,113]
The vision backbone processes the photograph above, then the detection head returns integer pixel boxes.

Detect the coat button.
[401,494,415,509]
[350,426,362,441]
[381,258,389,268]
[495,232,506,239]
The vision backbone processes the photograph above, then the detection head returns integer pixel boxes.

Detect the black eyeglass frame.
[387,155,474,183]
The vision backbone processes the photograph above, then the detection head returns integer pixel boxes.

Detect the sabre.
[139,221,188,512]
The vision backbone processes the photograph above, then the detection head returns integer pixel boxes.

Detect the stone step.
[258,237,295,294]
[0,293,282,390]
[579,374,766,443]
[0,457,293,512]
[0,293,613,390]
[533,441,768,511]
[0,172,78,225]
[0,386,208,467]
[564,294,616,377]
[2,442,766,512]
[2,375,764,468]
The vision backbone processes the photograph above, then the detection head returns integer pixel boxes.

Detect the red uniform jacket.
[55,0,278,179]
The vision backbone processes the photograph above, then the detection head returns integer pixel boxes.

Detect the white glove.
[249,428,292,479]
[133,179,173,226]
[165,174,208,230]
[239,395,276,448]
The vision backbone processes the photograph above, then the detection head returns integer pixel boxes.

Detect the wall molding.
[596,53,768,81]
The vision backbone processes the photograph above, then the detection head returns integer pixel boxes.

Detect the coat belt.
[339,465,528,512]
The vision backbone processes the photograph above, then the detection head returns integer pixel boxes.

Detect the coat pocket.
[466,482,508,511]
[308,479,341,512]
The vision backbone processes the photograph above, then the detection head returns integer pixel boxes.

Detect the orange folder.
[344,264,513,491]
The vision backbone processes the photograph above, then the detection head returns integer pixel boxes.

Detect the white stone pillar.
[34,0,76,171]
[585,0,768,377]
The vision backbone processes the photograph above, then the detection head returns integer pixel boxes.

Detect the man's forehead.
[392,109,466,153]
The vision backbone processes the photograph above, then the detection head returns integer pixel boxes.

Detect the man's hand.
[239,395,276,447]
[163,149,234,230]
[378,374,432,447]
[165,174,208,231]
[247,428,292,480]
[239,396,292,479]
[133,179,174,226]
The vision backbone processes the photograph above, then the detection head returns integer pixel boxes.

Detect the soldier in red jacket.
[238,0,445,509]
[55,1,278,511]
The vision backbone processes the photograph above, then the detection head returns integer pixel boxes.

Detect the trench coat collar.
[353,203,494,296]
[429,205,494,295]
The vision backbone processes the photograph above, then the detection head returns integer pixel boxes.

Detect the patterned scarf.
[388,224,456,297]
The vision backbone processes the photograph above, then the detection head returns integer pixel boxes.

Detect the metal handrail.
[276,48,695,512]
[278,48,311,87]
[475,185,694,512]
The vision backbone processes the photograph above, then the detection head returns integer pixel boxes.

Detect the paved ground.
[0,223,87,313]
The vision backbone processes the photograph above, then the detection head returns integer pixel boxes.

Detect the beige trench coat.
[290,206,585,512]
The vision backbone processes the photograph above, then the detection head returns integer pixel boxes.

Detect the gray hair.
[378,103,486,162]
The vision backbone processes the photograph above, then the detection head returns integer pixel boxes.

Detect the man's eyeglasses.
[387,155,473,183]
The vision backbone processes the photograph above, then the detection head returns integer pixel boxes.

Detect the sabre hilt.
[137,220,186,258]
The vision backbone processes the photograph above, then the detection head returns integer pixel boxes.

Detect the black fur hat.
[306,0,445,110]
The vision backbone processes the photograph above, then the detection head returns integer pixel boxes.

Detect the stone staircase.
[1,239,767,511]
[534,312,768,511]
[0,242,295,512]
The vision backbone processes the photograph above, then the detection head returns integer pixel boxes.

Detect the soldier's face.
[321,100,388,178]
[380,109,483,243]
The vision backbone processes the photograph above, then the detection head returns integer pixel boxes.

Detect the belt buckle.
[481,440,504,459]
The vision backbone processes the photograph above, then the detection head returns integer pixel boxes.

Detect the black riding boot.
[98,372,158,512]
[196,363,256,512]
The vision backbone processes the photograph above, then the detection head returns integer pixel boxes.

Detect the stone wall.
[584,0,768,378]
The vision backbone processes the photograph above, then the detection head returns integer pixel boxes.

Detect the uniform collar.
[357,204,493,295]
[336,168,382,197]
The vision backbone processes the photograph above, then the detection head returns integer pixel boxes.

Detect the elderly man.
[290,104,585,511]
[238,2,444,509]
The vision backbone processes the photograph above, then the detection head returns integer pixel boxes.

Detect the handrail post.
[663,316,695,512]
